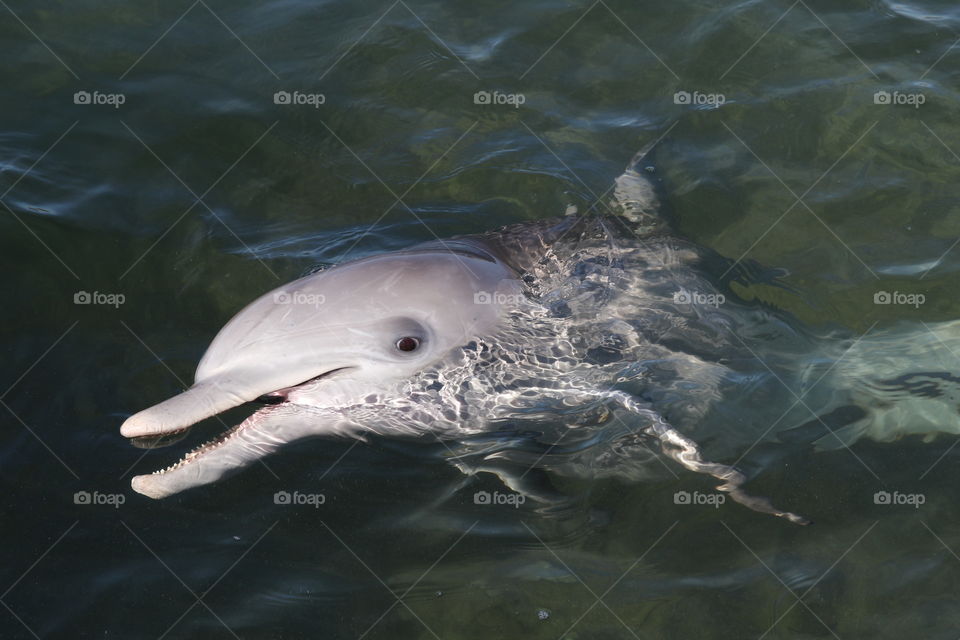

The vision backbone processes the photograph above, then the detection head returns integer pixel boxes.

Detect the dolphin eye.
[395,336,420,352]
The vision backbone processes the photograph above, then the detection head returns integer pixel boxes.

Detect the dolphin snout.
[120,379,253,438]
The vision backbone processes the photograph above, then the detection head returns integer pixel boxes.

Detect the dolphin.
[121,146,960,524]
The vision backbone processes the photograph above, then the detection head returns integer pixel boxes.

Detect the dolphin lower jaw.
[130,403,357,499]
[130,409,269,498]
[131,406,280,499]
[124,368,359,498]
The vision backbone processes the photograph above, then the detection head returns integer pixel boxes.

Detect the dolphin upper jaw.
[120,365,355,439]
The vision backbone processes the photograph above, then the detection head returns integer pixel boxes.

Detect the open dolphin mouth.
[123,367,350,498]
[251,367,351,405]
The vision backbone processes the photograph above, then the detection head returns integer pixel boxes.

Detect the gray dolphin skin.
[121,147,960,523]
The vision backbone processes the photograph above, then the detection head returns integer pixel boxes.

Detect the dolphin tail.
[805,319,960,449]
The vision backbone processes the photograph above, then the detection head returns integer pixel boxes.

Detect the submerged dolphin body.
[122,149,960,522]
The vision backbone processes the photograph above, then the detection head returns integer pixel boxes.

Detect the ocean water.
[3,0,960,637]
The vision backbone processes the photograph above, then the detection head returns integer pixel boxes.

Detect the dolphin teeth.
[141,409,264,478]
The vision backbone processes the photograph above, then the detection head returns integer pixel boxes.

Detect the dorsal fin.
[609,141,666,234]
[415,142,668,276]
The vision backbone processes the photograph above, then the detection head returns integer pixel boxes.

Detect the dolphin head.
[121,242,524,496]
[122,243,522,439]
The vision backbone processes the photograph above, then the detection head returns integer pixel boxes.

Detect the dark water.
[3,0,960,637]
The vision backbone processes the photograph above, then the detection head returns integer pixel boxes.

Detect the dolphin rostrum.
[122,146,960,524]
